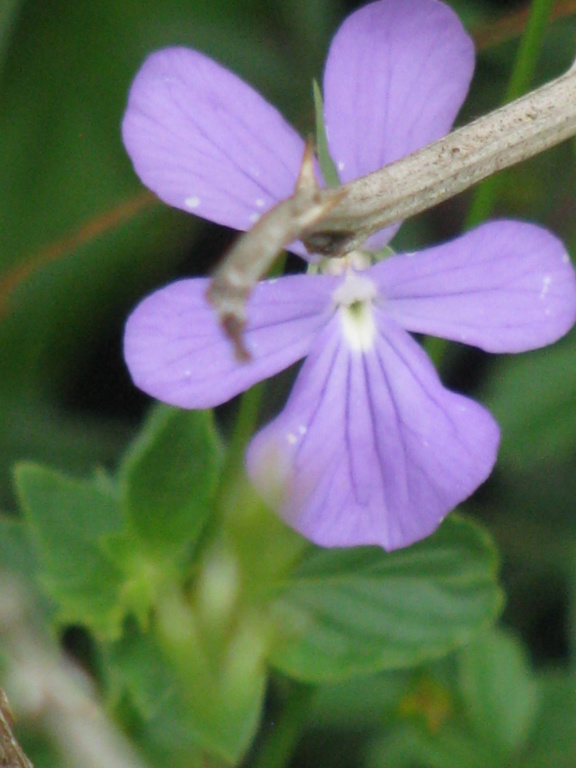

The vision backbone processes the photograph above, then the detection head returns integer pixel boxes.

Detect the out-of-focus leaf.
[118,405,223,560]
[457,628,538,754]
[368,721,495,768]
[523,672,576,768]
[0,0,23,76]
[0,512,36,586]
[310,670,409,730]
[105,613,266,766]
[481,338,576,471]
[0,393,133,509]
[13,463,125,637]
[270,516,502,682]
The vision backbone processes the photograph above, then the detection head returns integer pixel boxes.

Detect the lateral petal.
[124,274,336,409]
[375,221,576,352]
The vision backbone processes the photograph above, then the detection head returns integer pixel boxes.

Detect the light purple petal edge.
[123,274,336,409]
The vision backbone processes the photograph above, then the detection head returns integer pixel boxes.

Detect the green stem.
[213,382,265,513]
[465,0,555,228]
[250,682,316,768]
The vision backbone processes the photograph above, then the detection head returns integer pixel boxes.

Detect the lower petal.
[246,314,499,550]
[124,274,336,409]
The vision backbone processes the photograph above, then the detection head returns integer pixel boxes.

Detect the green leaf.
[311,670,409,730]
[102,629,205,768]
[104,614,266,766]
[270,516,502,682]
[369,721,496,768]
[0,511,37,585]
[480,340,576,469]
[457,628,538,754]
[523,672,576,768]
[0,0,23,78]
[154,591,267,764]
[14,462,125,637]
[118,404,223,559]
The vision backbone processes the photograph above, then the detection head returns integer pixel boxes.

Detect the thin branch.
[207,142,343,359]
[208,57,576,357]
[0,686,33,768]
[0,576,149,768]
[319,59,576,250]
[0,191,154,316]
[472,0,576,52]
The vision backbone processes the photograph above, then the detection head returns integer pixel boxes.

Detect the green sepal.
[313,79,340,188]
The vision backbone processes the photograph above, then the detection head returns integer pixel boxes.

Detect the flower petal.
[247,313,499,550]
[122,47,306,235]
[323,0,474,247]
[124,274,336,409]
[375,221,576,352]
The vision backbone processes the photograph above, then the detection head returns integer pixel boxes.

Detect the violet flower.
[122,0,576,550]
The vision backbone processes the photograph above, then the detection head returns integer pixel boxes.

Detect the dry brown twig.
[208,57,576,359]
[0,576,149,768]
[0,686,33,768]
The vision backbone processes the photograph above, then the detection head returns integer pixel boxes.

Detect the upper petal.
[374,220,576,352]
[323,0,474,248]
[247,313,499,551]
[124,274,336,409]
[122,47,306,235]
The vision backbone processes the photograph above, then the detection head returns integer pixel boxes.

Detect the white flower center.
[320,250,372,275]
[332,272,378,352]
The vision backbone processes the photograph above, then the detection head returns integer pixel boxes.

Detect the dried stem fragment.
[208,58,576,356]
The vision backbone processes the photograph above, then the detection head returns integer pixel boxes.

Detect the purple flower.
[122,0,576,550]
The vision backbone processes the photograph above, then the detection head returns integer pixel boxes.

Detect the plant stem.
[213,382,264,515]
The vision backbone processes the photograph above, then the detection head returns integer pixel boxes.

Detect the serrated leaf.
[13,462,125,637]
[118,405,223,560]
[270,516,502,682]
[457,628,538,754]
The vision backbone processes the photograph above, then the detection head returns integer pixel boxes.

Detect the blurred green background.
[2,0,576,765]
